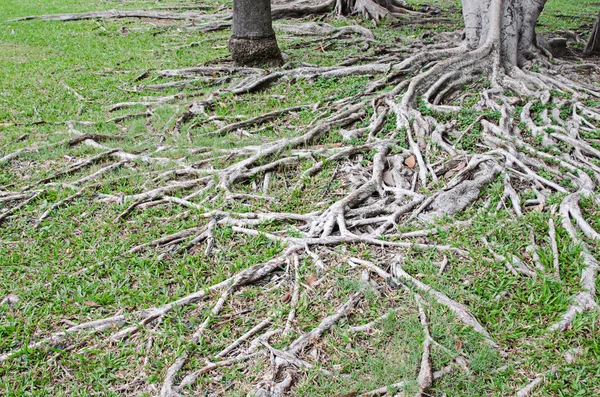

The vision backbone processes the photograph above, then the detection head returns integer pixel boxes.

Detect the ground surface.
[1,0,600,396]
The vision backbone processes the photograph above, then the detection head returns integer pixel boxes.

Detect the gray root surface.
[4,0,600,395]
[335,0,419,21]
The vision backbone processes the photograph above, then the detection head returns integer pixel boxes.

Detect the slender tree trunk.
[585,10,600,56]
[229,0,283,67]
[462,0,547,68]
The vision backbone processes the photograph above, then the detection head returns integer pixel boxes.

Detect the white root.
[414,294,433,397]
[527,228,545,273]
[392,263,496,346]
[288,292,362,355]
[482,237,536,278]
[352,258,495,346]
[1,250,296,364]
[439,255,449,275]
[35,188,87,226]
[359,357,466,396]
[550,193,599,331]
[7,6,600,395]
[253,292,361,396]
[216,318,273,359]
[179,352,266,389]
[0,191,43,224]
[350,307,401,333]
[515,376,544,397]
[548,218,561,280]
[283,255,301,334]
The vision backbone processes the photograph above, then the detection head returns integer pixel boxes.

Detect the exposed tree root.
[354,258,495,346]
[359,355,468,396]
[10,10,230,22]
[414,294,433,397]
[4,3,600,395]
[335,0,427,23]
[515,375,544,397]
[11,0,439,31]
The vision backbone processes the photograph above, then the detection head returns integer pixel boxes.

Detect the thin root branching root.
[3,4,600,396]
[11,0,443,29]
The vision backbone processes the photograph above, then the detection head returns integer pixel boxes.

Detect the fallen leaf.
[404,155,416,168]
[456,340,463,349]
[337,393,358,397]
[83,301,101,308]
[281,292,292,303]
[189,245,201,255]
[444,161,467,179]
[452,161,467,172]
[444,170,456,179]
[305,274,318,286]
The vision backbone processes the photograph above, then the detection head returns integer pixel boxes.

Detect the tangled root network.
[2,3,600,397]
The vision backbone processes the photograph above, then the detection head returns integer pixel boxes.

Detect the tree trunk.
[584,10,600,56]
[229,0,283,67]
[462,0,547,68]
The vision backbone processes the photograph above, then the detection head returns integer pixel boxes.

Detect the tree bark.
[462,0,547,68]
[229,0,283,67]
[584,10,600,56]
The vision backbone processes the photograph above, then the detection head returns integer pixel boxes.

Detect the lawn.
[1,0,600,396]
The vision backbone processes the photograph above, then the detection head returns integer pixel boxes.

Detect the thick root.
[5,7,600,396]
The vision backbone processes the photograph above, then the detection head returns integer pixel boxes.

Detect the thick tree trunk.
[401,0,549,107]
[584,10,600,56]
[462,0,547,68]
[229,0,283,67]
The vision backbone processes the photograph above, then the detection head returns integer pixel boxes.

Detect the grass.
[1,0,600,396]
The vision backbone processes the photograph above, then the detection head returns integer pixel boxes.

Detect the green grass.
[1,0,600,396]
